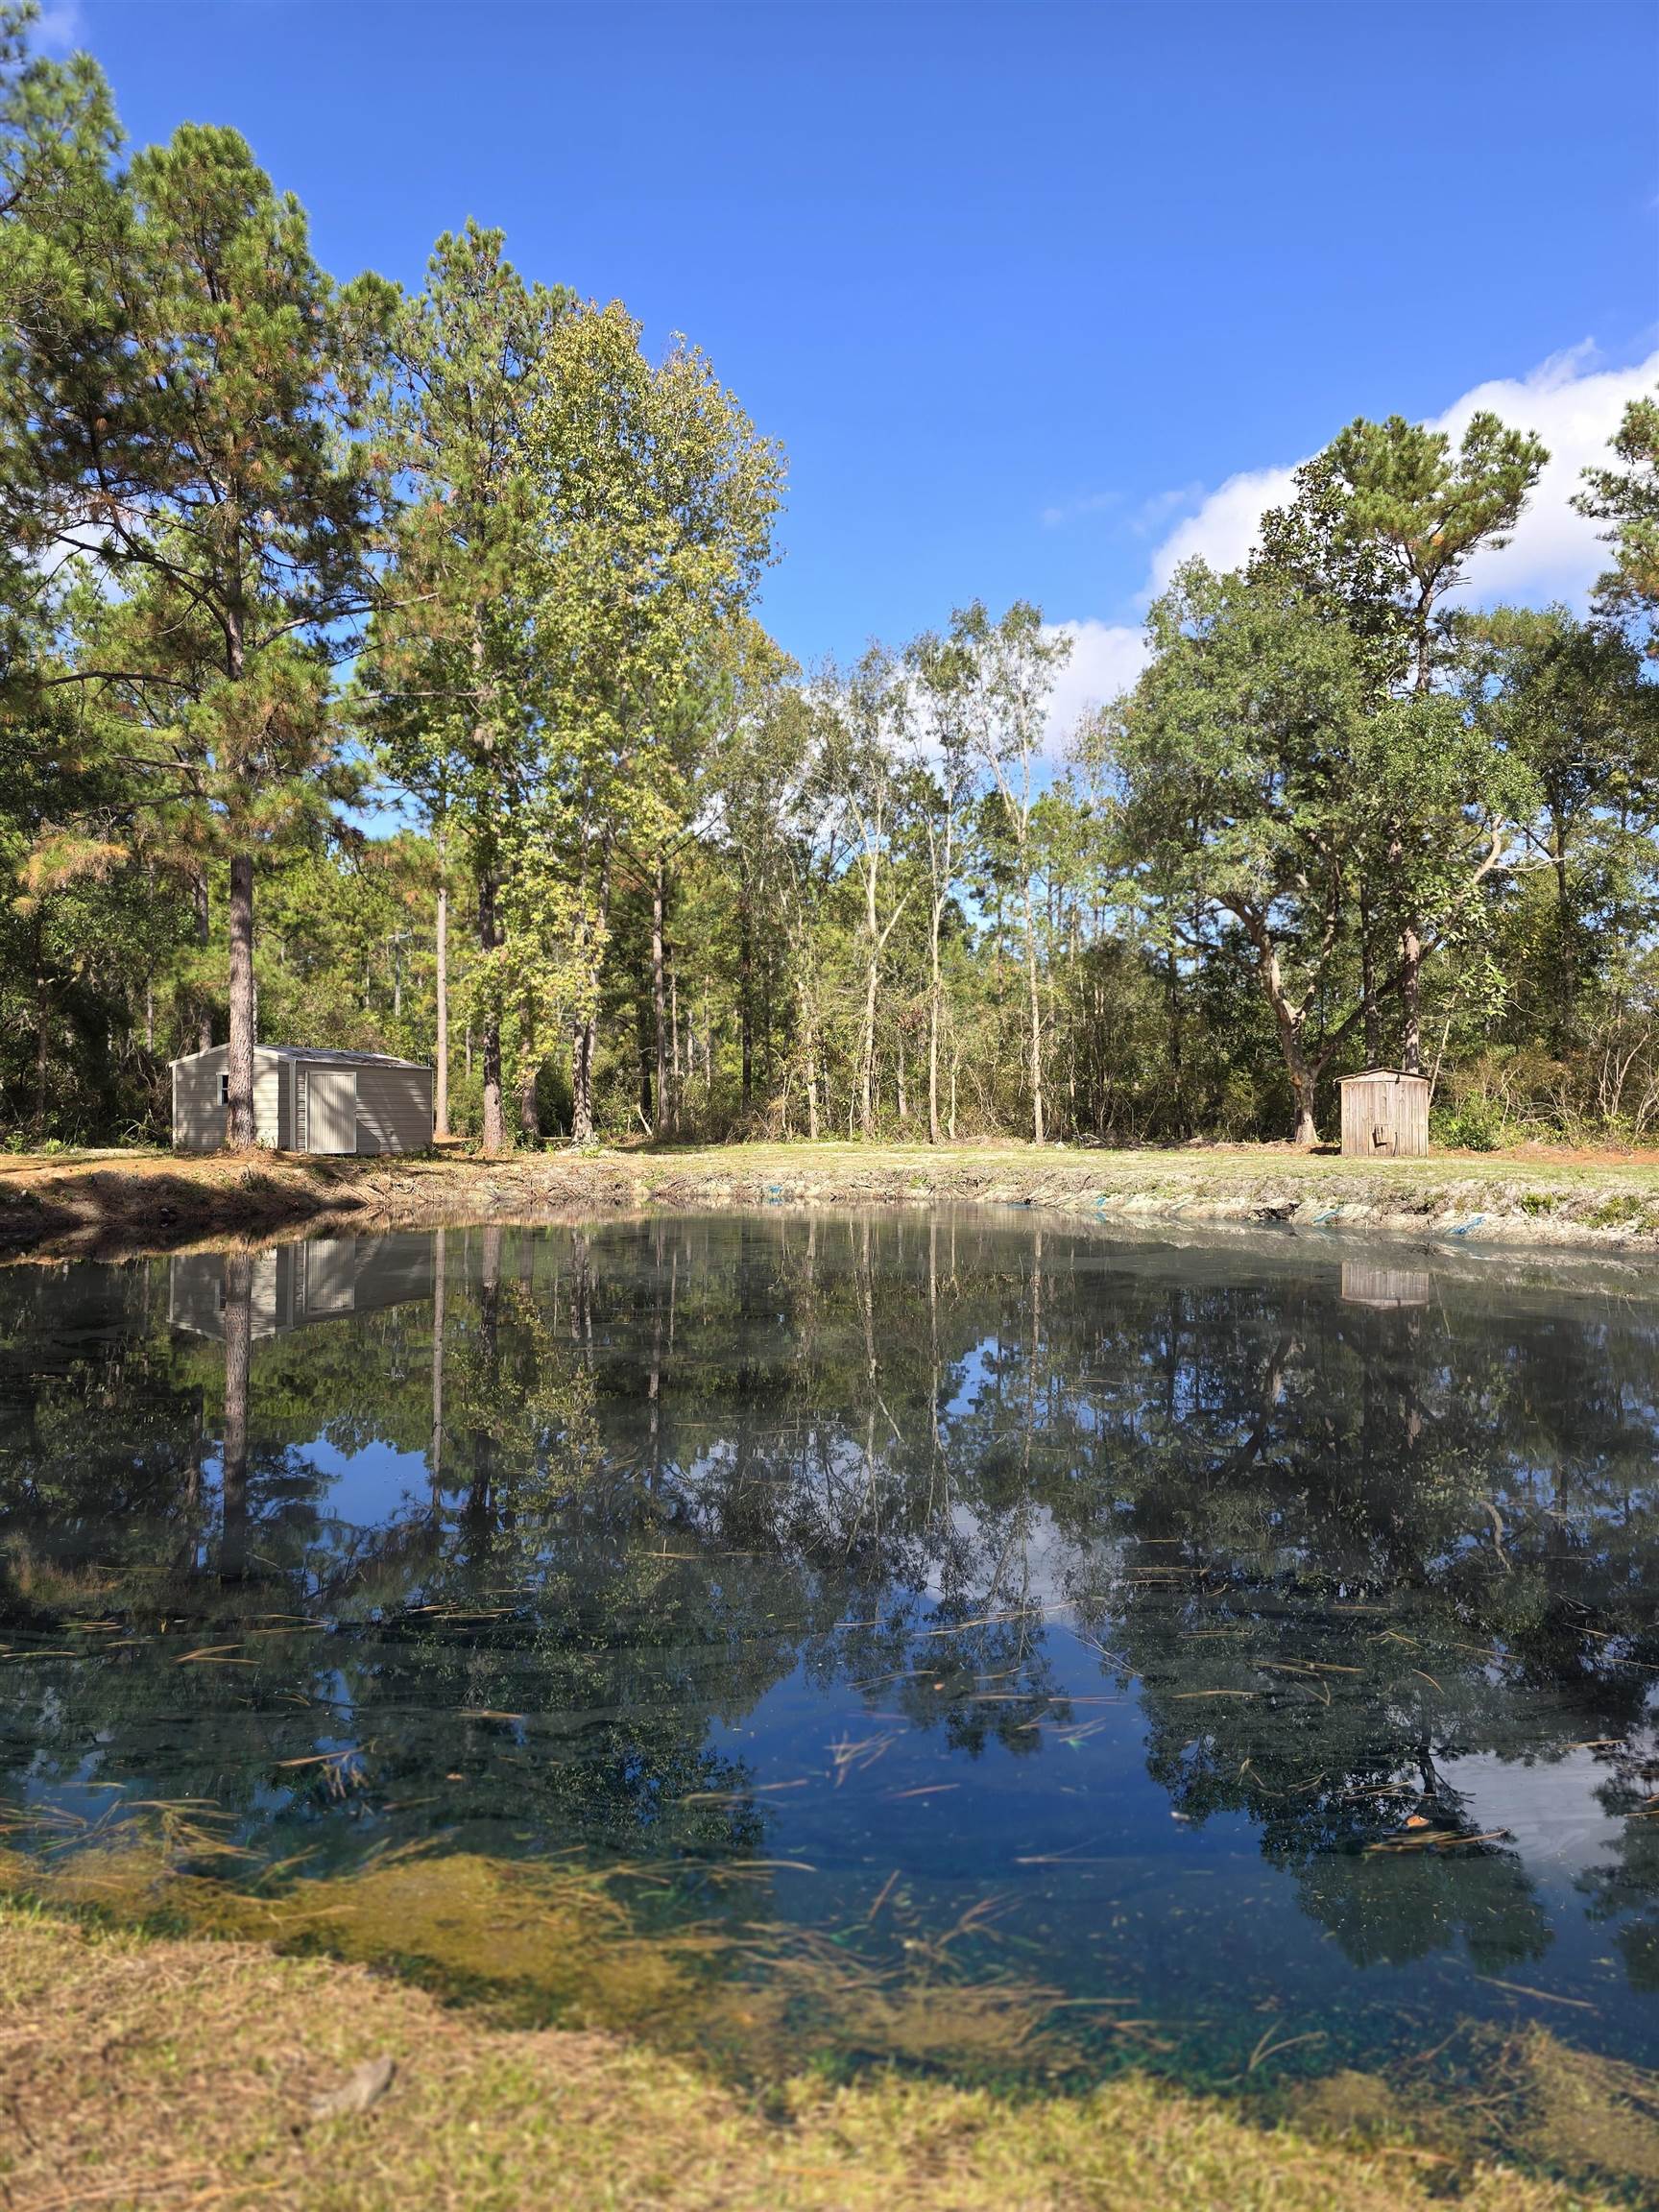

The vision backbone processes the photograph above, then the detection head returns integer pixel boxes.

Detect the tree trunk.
[858,849,880,1140]
[927,899,943,1145]
[226,853,256,1148]
[739,893,754,1118]
[859,950,878,1139]
[478,863,506,1153]
[1022,883,1045,1146]
[1400,921,1423,1075]
[517,1065,539,1143]
[570,1015,595,1144]
[32,916,49,1129]
[652,854,672,1139]
[1553,831,1575,1058]
[220,1250,252,1581]
[433,872,450,1139]
[429,1225,445,1519]
[1360,887,1382,1065]
[799,974,821,1141]
[1249,922,1321,1145]
[195,871,212,1052]
[1290,1070,1319,1147]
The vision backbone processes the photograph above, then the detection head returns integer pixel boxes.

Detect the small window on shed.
[219,1072,229,1105]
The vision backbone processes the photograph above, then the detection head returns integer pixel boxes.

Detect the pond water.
[1,1211,1656,2102]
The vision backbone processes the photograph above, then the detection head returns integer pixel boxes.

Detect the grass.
[0,1897,1639,2212]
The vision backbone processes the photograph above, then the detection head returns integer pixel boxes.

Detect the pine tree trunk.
[220,1251,252,1580]
[1360,887,1381,1065]
[195,872,212,1052]
[478,864,505,1154]
[434,874,449,1139]
[517,1065,539,1143]
[226,854,256,1148]
[32,916,49,1129]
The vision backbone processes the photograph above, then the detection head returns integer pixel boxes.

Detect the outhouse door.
[305,1067,357,1154]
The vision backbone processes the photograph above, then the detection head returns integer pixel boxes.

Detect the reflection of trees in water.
[1,1214,1657,1984]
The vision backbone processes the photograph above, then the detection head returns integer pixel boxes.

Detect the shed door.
[304,1068,357,1154]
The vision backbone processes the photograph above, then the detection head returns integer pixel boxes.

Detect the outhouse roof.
[1341,1067,1431,1085]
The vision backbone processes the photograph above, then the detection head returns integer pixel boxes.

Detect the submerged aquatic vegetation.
[0,1898,1639,2212]
[4,1212,1659,2198]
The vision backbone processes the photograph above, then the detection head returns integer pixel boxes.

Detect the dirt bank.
[4,1140,1659,1262]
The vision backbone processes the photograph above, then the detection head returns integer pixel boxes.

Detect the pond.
[1,1210,1655,2109]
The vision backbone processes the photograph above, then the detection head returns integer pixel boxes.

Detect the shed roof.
[1340,1067,1430,1085]
[168,1043,430,1071]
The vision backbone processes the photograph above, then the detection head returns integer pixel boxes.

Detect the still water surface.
[1,1211,1655,2088]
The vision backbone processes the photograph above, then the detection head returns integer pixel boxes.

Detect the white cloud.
[1040,617,1148,757]
[1447,345,1655,604]
[1149,342,1659,612]
[1148,460,1300,596]
[34,2,85,55]
[1042,342,1659,755]
[1040,489,1122,529]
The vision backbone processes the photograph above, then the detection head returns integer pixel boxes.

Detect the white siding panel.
[354,1063,433,1154]
[173,1048,227,1152]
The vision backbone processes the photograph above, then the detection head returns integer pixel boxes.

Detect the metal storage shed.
[170,1045,433,1156]
[168,1237,434,1339]
[1339,1069,1431,1159]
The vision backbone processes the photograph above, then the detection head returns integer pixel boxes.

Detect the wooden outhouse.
[170,1044,433,1156]
[1339,1069,1430,1160]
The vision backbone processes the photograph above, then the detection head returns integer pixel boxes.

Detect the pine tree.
[2,62,389,1144]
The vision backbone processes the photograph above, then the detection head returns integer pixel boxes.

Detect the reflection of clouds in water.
[1444,1748,1631,1882]
[6,1213,1659,2074]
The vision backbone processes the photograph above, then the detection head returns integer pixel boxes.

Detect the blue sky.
[45,0,1659,727]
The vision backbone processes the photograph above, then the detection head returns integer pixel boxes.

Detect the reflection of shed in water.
[1340,1262,1431,1310]
[168,1237,432,1341]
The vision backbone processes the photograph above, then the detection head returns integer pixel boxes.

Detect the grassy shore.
[0,1898,1640,2212]
[4,1137,1659,1260]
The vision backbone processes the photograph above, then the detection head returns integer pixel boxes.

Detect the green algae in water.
[1,1212,1657,2153]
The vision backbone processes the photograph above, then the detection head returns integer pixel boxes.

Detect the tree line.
[3,3,1656,1153]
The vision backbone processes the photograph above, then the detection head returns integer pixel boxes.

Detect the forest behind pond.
[3,2,1658,1155]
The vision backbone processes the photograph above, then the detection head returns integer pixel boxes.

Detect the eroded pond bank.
[5,1140,1659,1262]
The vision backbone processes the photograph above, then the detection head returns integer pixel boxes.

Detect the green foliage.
[1432,1094,1508,1152]
[0,6,1653,1153]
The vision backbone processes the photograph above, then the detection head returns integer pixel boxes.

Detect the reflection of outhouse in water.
[169,1044,433,1155]
[1339,1069,1431,1159]
[1340,1262,1431,1310]
[168,1236,432,1341]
